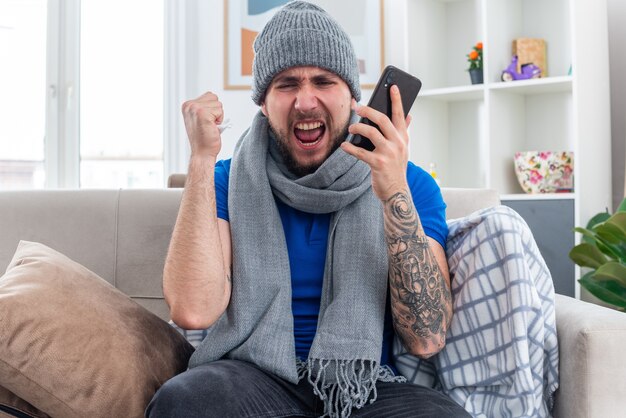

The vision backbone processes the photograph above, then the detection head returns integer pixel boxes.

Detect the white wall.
[166,0,258,171]
[608,0,626,210]
[173,0,625,210]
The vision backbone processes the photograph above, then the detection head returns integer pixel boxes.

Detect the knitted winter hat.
[251,1,361,105]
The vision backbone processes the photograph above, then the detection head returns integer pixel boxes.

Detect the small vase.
[469,68,483,85]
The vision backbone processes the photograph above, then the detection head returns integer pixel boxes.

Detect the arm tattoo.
[384,191,452,356]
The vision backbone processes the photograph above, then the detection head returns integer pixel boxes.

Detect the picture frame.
[224,0,384,90]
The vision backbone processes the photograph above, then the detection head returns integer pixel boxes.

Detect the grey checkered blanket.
[394,205,559,417]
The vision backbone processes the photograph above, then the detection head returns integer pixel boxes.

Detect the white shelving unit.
[384,0,612,298]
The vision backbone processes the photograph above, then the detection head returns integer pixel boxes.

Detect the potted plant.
[467,42,483,84]
[569,198,626,311]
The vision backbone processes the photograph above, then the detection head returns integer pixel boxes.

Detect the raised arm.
[164,92,232,330]
[341,85,452,357]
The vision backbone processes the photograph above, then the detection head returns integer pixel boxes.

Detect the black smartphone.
[346,65,422,151]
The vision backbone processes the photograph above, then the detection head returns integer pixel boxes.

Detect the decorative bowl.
[514,151,574,194]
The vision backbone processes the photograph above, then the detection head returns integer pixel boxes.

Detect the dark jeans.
[146,360,470,418]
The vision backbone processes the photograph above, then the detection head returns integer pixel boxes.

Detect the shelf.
[400,0,611,298]
[407,0,481,90]
[488,76,573,95]
[500,193,575,201]
[420,77,572,102]
[420,85,484,101]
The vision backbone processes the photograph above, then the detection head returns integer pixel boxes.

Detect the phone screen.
[347,65,422,151]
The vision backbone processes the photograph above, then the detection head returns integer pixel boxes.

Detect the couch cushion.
[0,241,194,418]
[115,189,181,299]
[0,190,119,286]
[0,189,184,322]
[441,188,500,219]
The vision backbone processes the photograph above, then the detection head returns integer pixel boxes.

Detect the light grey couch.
[1,187,625,418]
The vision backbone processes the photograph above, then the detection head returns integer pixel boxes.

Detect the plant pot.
[469,68,483,85]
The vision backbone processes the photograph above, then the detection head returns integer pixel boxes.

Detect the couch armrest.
[553,294,626,418]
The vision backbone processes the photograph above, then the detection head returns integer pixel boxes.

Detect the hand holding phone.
[346,66,422,151]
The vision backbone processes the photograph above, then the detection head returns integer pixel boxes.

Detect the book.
[513,38,547,77]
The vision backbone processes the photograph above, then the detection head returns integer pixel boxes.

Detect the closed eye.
[313,76,337,87]
[272,75,300,91]
[276,82,298,90]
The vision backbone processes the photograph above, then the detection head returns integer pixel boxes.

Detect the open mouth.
[294,121,325,148]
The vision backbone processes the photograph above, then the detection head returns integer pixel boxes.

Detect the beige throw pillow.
[0,241,194,418]
[0,385,49,418]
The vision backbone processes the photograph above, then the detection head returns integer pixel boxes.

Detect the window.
[0,0,165,189]
[0,0,47,189]
[79,0,164,188]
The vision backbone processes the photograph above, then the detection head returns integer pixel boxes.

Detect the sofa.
[0,187,625,418]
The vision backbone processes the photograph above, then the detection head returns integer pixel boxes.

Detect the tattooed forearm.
[384,191,452,358]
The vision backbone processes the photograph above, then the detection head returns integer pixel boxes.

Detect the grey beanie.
[251,1,361,105]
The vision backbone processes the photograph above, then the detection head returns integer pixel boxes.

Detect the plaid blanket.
[394,205,559,417]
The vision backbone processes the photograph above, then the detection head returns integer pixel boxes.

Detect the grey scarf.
[189,111,404,417]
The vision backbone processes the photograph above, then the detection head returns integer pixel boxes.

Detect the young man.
[147,2,558,417]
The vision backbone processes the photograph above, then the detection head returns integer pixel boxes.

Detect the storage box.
[513,38,547,77]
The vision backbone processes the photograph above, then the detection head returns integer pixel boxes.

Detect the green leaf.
[616,243,626,263]
[595,222,624,244]
[574,227,598,245]
[617,197,626,213]
[586,212,610,229]
[595,239,622,262]
[593,261,626,287]
[579,273,626,310]
[569,243,608,268]
[606,212,626,237]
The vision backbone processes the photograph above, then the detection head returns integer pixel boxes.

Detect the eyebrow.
[311,74,339,82]
[272,72,339,85]
[273,75,301,85]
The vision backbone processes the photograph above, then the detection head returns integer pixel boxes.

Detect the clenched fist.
[181,92,224,159]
